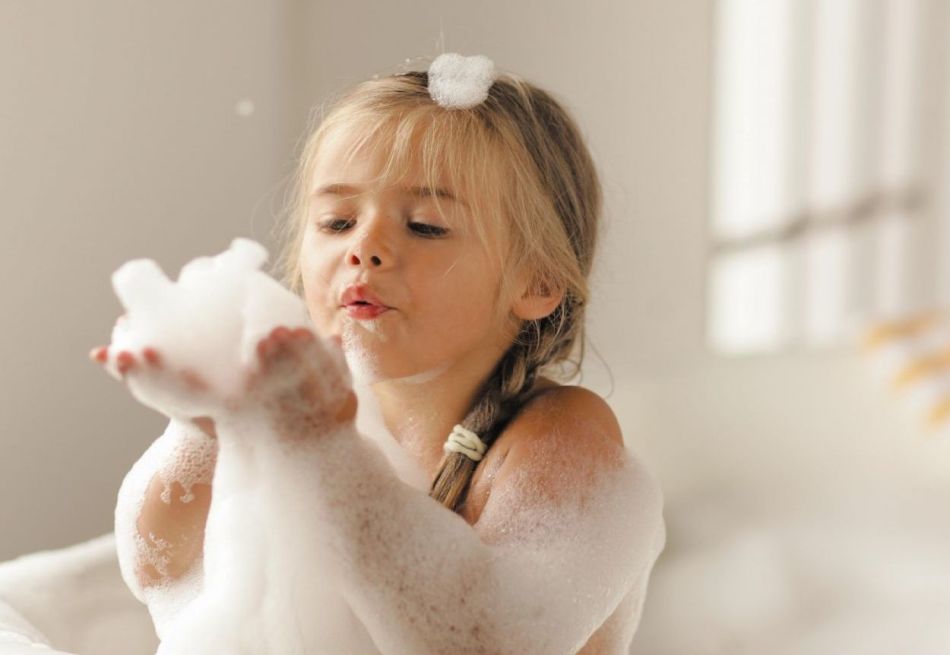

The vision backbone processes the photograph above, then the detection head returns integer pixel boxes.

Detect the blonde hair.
[272,64,602,513]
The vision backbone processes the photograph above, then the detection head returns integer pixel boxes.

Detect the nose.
[345,216,393,270]
[348,250,383,267]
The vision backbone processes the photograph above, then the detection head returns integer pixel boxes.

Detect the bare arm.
[94,335,221,597]
[134,474,212,587]
[114,418,217,600]
[283,389,665,655]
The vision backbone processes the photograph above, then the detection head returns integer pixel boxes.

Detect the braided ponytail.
[428,341,535,510]
[429,297,584,512]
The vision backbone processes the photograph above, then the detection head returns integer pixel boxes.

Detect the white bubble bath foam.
[1,239,665,655]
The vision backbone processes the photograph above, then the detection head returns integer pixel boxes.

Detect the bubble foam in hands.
[109,238,314,419]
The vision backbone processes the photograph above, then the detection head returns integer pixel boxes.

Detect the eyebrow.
[312,183,464,205]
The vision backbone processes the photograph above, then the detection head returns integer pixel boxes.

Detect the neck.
[366,349,503,479]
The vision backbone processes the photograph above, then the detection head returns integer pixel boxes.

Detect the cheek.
[299,232,336,287]
[298,240,335,328]
[424,257,506,325]
[298,252,317,302]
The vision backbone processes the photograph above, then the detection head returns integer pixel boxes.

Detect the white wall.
[0,0,303,558]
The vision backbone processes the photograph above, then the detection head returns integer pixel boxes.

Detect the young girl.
[93,53,666,654]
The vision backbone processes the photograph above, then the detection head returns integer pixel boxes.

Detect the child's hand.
[245,327,357,441]
[89,341,219,439]
[89,323,355,442]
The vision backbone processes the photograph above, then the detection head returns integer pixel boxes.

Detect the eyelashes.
[317,218,449,239]
[408,222,450,238]
[316,218,351,234]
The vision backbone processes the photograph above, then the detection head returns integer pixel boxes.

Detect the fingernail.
[89,346,108,363]
[143,348,161,366]
[116,351,134,374]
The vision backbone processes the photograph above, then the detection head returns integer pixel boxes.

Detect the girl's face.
[299,127,519,383]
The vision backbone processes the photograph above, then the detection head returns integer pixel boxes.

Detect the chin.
[342,341,447,388]
[339,330,395,384]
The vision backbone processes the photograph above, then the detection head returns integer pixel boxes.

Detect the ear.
[510,272,565,322]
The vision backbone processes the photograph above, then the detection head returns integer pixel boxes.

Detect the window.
[708,0,944,354]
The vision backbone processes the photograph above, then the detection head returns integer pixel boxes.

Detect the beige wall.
[3,6,950,648]
[0,0,303,558]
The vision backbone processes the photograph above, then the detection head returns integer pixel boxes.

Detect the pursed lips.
[340,284,391,309]
[342,302,391,319]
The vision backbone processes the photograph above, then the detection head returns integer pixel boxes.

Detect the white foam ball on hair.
[427,53,496,110]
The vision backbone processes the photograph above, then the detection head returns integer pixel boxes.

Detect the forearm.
[289,424,585,655]
[133,475,211,586]
[114,419,216,600]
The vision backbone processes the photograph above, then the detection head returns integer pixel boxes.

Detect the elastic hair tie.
[443,424,487,462]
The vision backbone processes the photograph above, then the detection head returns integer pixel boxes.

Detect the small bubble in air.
[234,99,255,117]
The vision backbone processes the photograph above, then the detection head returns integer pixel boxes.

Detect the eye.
[409,222,449,238]
[315,217,449,238]
[317,218,353,233]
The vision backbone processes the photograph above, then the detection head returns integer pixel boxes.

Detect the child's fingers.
[256,326,301,362]
[266,326,316,348]
[89,345,109,364]
[257,335,277,359]
[116,351,135,376]
[291,327,315,342]
[253,326,337,383]
[142,347,162,367]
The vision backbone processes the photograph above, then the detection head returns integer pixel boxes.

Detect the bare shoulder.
[501,379,624,452]
[466,378,663,543]
[460,378,636,527]
[488,380,627,502]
